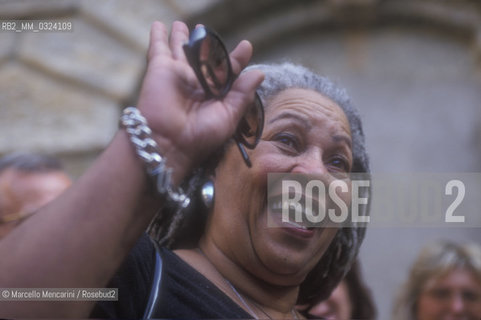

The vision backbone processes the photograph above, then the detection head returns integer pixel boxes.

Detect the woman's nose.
[448,294,465,313]
[291,149,328,176]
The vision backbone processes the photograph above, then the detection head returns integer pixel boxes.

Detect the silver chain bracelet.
[119,107,190,208]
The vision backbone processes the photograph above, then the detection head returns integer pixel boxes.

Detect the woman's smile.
[206,87,352,282]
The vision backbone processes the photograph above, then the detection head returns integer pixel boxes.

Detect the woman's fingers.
[229,40,254,76]
[170,21,190,60]
[233,69,264,95]
[144,21,263,137]
[223,69,264,122]
[147,21,170,62]
[148,22,254,76]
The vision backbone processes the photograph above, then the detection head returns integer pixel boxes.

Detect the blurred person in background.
[0,152,72,239]
[392,240,481,320]
[298,259,377,319]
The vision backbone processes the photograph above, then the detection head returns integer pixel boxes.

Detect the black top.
[90,234,250,319]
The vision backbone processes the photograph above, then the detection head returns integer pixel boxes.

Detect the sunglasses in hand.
[183,26,264,168]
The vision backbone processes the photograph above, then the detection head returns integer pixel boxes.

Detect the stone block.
[17,16,144,101]
[79,0,181,51]
[0,62,119,154]
[170,0,221,17]
[0,0,77,17]
[0,32,15,65]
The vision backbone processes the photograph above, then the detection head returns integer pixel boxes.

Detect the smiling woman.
[91,62,370,319]
[246,63,370,307]
[0,21,369,319]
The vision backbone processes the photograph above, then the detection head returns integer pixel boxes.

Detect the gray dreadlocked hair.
[148,62,370,305]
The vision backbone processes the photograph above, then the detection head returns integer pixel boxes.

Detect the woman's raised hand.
[136,21,264,180]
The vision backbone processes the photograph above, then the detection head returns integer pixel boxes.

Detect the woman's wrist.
[119,107,193,206]
[147,126,194,187]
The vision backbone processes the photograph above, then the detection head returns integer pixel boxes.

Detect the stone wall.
[0,0,220,176]
[1,1,481,319]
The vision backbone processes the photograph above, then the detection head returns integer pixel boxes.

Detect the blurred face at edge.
[416,268,481,320]
[0,168,71,239]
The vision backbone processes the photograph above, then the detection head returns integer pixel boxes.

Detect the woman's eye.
[429,288,451,300]
[463,290,480,302]
[328,156,350,173]
[273,133,300,151]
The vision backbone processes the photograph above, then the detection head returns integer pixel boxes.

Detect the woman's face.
[0,169,72,239]
[207,88,353,285]
[416,268,481,320]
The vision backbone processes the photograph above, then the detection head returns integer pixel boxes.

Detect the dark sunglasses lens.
[199,33,230,97]
[237,93,264,149]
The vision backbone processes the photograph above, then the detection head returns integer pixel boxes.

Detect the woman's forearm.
[0,131,165,318]
[0,19,262,318]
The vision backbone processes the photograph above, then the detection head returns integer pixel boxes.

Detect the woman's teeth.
[270,200,314,229]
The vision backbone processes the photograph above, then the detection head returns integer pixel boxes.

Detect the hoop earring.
[201,180,215,210]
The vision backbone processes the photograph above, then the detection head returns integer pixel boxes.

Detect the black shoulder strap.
[142,242,163,320]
